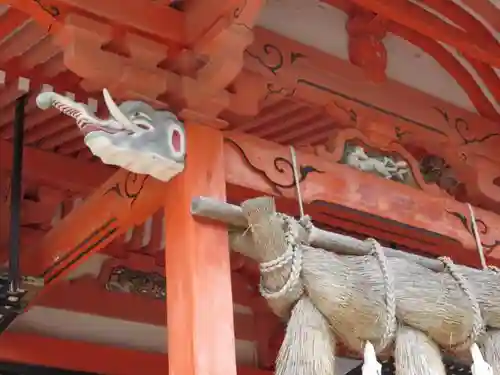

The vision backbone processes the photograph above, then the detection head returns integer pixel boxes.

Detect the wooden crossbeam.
[19,169,165,285]
[0,332,271,375]
[2,0,184,44]
[34,272,261,342]
[0,140,112,194]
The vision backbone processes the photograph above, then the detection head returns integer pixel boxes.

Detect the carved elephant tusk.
[102,89,142,133]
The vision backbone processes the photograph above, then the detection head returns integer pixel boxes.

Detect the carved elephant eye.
[136,123,151,130]
[130,111,153,130]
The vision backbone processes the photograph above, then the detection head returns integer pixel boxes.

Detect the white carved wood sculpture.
[36,89,186,182]
[345,145,409,181]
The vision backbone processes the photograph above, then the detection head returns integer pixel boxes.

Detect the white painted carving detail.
[36,89,186,182]
[344,145,410,181]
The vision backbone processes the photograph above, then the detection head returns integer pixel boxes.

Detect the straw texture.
[276,296,336,375]
[395,326,446,375]
[231,197,500,375]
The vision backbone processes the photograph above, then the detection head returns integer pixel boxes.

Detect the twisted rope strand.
[259,216,303,300]
[439,256,485,351]
[366,238,397,353]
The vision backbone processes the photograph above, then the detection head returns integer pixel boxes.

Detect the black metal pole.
[8,95,27,293]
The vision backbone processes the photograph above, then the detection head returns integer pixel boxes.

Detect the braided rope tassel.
[366,238,397,352]
[361,239,394,375]
[465,204,494,373]
[439,257,485,351]
[259,216,303,300]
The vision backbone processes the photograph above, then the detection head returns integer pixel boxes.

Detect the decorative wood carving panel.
[243,29,500,211]
[98,255,165,300]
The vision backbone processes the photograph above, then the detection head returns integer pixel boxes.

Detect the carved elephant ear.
[35,89,186,183]
[149,108,186,164]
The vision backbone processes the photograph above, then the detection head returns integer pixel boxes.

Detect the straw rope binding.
[191,194,499,374]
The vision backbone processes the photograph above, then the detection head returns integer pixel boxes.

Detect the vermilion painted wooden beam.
[36,276,167,324]
[38,279,258,340]
[243,28,500,163]
[0,140,112,194]
[19,169,166,286]
[0,332,270,375]
[387,22,500,121]
[4,0,185,44]
[332,0,500,67]
[34,274,261,342]
[411,0,500,111]
[461,0,500,33]
[164,124,237,375]
[184,0,242,43]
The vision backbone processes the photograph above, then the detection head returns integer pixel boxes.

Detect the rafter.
[320,0,500,117]
[329,0,500,67]
[0,7,28,41]
[417,0,500,106]
[460,0,500,33]
[388,23,500,121]
[4,0,184,44]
